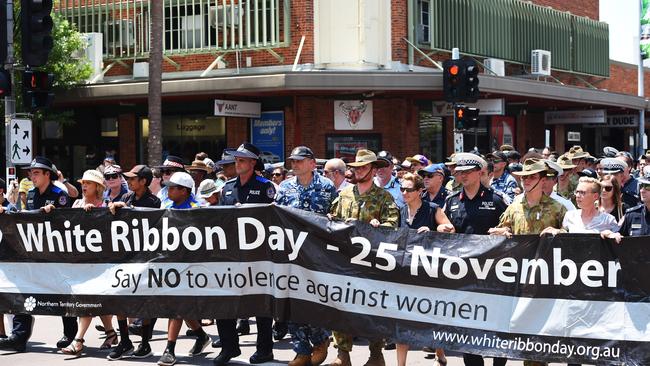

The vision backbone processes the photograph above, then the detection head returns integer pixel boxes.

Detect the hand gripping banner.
[0,205,647,364]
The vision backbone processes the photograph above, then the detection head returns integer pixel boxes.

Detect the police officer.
[275,146,337,366]
[214,142,276,366]
[443,153,507,366]
[0,157,75,352]
[602,166,650,241]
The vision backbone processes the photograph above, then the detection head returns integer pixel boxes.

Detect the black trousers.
[463,353,507,366]
[62,316,78,338]
[216,317,273,353]
[12,314,33,342]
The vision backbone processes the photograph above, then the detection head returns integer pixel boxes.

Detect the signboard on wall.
[584,114,639,128]
[432,99,505,116]
[544,110,606,124]
[334,100,373,130]
[214,99,261,118]
[250,111,285,163]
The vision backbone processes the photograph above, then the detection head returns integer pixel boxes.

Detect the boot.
[311,339,330,365]
[363,349,385,366]
[329,349,351,366]
[288,354,312,366]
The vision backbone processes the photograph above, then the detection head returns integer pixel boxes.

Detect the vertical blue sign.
[250,111,285,163]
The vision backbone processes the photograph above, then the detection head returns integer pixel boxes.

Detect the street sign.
[10,118,32,164]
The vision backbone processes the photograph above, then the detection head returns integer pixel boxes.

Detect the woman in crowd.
[599,174,629,222]
[61,170,118,356]
[396,173,455,366]
[103,165,128,203]
[543,177,618,235]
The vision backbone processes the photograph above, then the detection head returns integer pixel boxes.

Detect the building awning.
[56,71,647,111]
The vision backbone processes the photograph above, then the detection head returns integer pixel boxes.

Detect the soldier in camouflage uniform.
[554,154,577,204]
[275,146,338,366]
[328,149,399,366]
[489,159,566,366]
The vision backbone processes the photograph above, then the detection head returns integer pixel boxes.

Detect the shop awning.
[56,71,647,111]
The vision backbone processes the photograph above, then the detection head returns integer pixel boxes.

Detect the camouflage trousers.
[332,330,384,353]
[289,322,330,355]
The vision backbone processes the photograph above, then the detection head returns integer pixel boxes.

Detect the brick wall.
[529,0,598,20]
[293,97,419,159]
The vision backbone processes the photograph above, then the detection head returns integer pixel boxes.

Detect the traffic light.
[454,106,480,130]
[443,59,464,103]
[21,0,54,67]
[0,69,11,97]
[23,70,54,109]
[464,59,480,103]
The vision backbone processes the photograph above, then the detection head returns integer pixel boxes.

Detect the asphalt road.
[0,315,573,365]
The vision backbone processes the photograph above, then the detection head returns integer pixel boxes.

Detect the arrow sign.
[9,119,33,165]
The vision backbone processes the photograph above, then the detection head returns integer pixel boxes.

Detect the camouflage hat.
[347,149,389,168]
[511,158,549,176]
[556,154,577,169]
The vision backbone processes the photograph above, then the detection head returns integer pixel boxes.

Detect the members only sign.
[0,206,647,365]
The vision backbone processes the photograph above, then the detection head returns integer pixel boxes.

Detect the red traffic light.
[449,65,459,76]
[456,108,464,118]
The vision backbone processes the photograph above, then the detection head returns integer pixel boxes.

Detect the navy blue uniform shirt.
[26,182,72,210]
[444,185,508,234]
[219,174,276,206]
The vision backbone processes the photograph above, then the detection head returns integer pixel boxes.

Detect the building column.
[118,114,136,169]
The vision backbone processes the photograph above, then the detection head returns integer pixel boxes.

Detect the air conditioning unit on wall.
[484,58,505,76]
[531,50,551,76]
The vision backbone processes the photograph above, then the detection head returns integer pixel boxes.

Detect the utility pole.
[4,0,15,184]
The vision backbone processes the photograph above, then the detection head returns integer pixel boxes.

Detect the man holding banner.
[0,157,75,353]
[328,149,399,366]
[276,145,338,366]
[214,142,277,366]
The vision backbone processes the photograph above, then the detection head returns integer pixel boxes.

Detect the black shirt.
[121,189,161,208]
[26,183,72,210]
[219,175,276,206]
[421,188,448,208]
[400,202,440,230]
[444,185,508,234]
[617,205,650,236]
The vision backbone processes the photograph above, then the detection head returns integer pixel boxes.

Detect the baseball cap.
[377,151,394,164]
[418,163,445,177]
[577,168,598,179]
[123,165,153,181]
[288,146,315,160]
[164,172,194,189]
[406,154,429,166]
[486,151,508,162]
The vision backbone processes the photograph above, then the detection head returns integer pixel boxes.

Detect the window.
[418,101,444,162]
[418,0,431,44]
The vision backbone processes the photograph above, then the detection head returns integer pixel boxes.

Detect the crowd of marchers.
[0,141,648,366]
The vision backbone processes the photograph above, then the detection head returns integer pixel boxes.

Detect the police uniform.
[445,185,508,234]
[214,143,276,365]
[618,205,650,236]
[0,158,76,352]
[219,175,276,205]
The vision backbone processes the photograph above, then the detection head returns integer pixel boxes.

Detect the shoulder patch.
[58,195,68,206]
[266,185,276,198]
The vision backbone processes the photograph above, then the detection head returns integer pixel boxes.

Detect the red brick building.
[48,0,648,178]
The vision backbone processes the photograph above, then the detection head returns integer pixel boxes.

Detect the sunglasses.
[601,185,613,192]
[104,174,120,180]
[271,173,283,177]
[420,172,441,179]
[400,187,419,193]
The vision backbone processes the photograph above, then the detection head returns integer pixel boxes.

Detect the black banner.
[0,205,647,365]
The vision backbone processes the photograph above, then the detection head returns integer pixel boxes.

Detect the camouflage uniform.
[491,171,518,201]
[328,183,399,352]
[329,184,400,228]
[498,193,566,366]
[275,172,337,355]
[497,193,567,235]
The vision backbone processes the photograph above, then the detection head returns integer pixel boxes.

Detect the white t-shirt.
[561,210,618,233]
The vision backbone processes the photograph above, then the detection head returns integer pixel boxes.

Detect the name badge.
[631,224,642,229]
[225,191,232,195]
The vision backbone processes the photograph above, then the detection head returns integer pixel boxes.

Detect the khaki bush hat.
[347,149,389,168]
[556,154,577,169]
[512,158,549,176]
[568,145,590,160]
